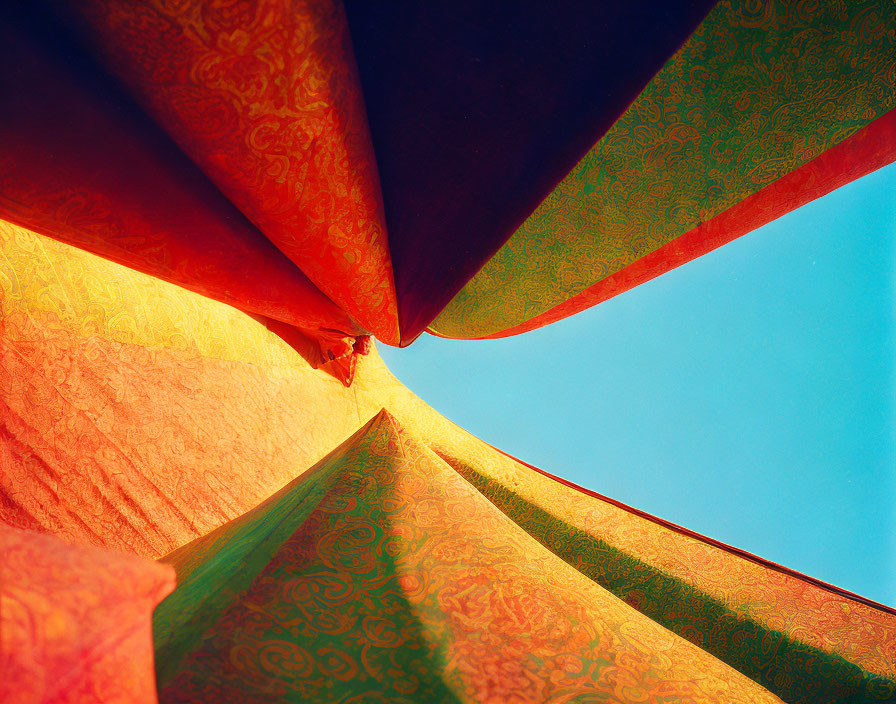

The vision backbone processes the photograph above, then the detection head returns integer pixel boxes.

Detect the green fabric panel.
[153,411,788,702]
[431,0,896,338]
[153,424,376,688]
[153,413,464,701]
[436,452,896,704]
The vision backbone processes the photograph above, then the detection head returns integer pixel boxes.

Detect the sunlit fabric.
[152,412,779,704]
[0,221,373,555]
[431,0,896,339]
[2,226,894,702]
[1,1,895,702]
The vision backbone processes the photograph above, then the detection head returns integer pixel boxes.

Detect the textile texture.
[432,0,896,339]
[2,225,893,702]
[62,0,399,344]
[1,1,894,701]
[0,4,364,365]
[0,526,175,704]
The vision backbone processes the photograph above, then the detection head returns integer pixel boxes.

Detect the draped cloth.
[430,0,896,339]
[2,225,894,702]
[5,0,890,353]
[1,526,174,704]
[1,0,895,702]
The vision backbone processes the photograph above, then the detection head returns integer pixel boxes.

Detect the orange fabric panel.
[0,6,362,363]
[154,411,781,703]
[0,525,174,704]
[0,221,373,557]
[64,0,400,344]
[1,221,892,698]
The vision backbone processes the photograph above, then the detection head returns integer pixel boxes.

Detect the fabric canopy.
[2,224,894,702]
[431,0,896,339]
[1,1,895,702]
[4,1,889,354]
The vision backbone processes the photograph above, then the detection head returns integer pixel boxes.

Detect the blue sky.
[381,162,896,606]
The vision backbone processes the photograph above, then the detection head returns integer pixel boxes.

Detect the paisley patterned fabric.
[5,0,890,349]
[0,525,174,704]
[434,451,896,703]
[63,0,400,345]
[0,220,376,556]
[0,3,364,369]
[2,2,895,701]
[2,224,894,702]
[431,0,896,339]
[153,411,781,704]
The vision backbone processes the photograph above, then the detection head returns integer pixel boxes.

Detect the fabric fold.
[0,2,365,365]
[0,525,175,704]
[60,0,400,345]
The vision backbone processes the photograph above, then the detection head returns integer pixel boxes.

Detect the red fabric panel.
[445,109,896,340]
[63,0,400,345]
[0,526,175,704]
[0,6,363,361]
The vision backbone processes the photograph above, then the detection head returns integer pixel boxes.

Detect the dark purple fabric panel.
[343,1,717,344]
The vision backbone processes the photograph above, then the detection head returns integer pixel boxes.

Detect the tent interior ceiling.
[1,0,892,356]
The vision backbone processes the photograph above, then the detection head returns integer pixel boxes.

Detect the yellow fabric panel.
[1,220,893,693]
[0,220,367,556]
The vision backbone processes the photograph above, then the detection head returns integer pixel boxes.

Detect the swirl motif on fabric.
[432,0,896,338]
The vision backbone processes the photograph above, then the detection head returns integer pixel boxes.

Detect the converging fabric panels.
[1,1,895,703]
[2,225,895,703]
[4,1,890,352]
